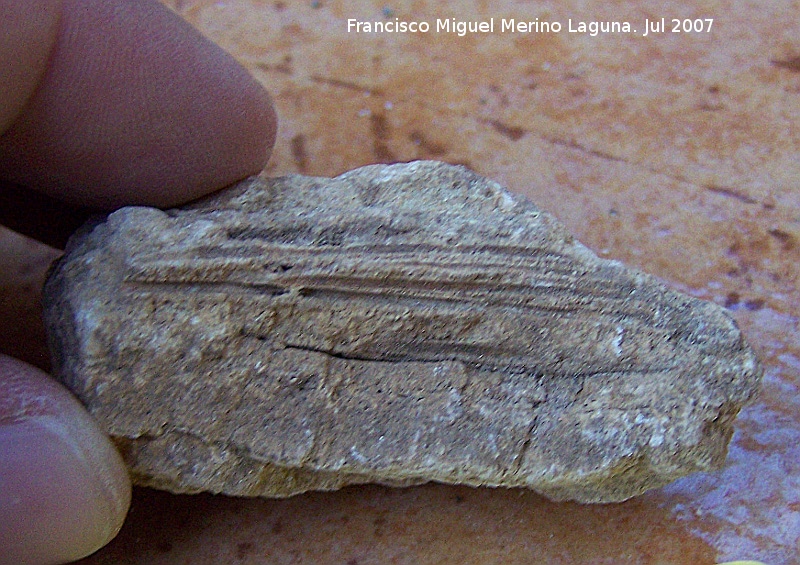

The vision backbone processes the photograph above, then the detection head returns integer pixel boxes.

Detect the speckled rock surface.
[43,161,761,503]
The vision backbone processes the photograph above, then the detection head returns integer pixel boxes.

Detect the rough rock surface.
[43,161,762,503]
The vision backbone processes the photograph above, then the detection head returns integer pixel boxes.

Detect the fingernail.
[0,414,131,564]
[0,356,131,564]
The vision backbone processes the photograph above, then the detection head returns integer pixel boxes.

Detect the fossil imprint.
[44,161,761,502]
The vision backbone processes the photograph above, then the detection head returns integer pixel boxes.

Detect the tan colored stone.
[43,161,761,503]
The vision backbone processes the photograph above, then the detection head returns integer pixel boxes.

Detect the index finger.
[0,0,276,246]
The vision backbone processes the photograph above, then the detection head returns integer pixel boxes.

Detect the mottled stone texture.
[43,161,761,503]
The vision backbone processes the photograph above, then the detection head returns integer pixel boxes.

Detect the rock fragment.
[43,160,762,503]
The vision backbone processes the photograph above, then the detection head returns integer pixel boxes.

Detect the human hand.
[0,1,276,563]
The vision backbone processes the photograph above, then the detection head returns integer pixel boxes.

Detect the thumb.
[0,355,131,565]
